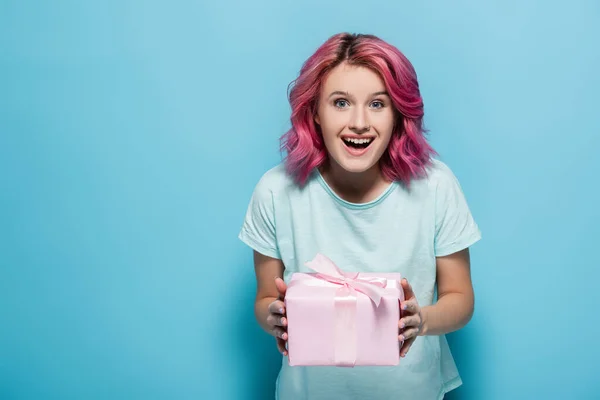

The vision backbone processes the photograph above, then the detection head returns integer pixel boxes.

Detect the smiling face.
[315,62,395,175]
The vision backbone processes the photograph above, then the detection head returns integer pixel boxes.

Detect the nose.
[348,107,370,134]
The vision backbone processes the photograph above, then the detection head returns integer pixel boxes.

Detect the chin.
[332,156,379,174]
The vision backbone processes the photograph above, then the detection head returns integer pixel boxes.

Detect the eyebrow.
[328,90,389,99]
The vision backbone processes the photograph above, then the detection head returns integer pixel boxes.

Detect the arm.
[398,165,480,355]
[419,247,475,336]
[253,251,289,354]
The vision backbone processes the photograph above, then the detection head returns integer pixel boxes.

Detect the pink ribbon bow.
[305,253,388,307]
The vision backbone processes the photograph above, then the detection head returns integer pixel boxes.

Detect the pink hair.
[280,33,436,186]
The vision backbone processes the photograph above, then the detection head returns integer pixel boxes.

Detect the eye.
[370,100,385,109]
[333,99,350,109]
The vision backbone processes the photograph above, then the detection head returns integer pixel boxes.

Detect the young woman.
[239,32,481,400]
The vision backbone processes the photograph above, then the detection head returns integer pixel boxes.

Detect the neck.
[319,160,391,204]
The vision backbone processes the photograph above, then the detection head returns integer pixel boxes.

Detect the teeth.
[343,138,373,144]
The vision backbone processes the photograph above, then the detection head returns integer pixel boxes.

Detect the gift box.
[285,253,404,367]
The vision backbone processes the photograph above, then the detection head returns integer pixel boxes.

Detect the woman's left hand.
[398,278,424,358]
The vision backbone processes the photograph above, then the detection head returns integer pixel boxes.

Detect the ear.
[314,113,320,125]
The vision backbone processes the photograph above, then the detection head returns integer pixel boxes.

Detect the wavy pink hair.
[280,33,436,186]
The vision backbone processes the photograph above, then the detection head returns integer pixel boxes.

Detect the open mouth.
[342,137,374,150]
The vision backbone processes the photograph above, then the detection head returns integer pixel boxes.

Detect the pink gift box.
[285,254,404,367]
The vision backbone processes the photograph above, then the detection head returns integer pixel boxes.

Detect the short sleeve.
[238,176,281,259]
[434,165,482,257]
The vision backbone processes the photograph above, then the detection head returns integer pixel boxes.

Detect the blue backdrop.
[1,1,599,399]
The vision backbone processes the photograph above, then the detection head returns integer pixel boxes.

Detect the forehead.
[321,63,386,94]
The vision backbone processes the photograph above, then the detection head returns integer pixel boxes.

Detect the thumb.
[275,277,287,300]
[400,278,415,300]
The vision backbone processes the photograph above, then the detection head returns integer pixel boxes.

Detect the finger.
[401,278,415,300]
[399,315,421,330]
[268,300,286,315]
[400,299,419,314]
[275,277,287,300]
[399,326,419,341]
[400,337,415,358]
[276,337,288,356]
[272,326,288,341]
[267,314,288,328]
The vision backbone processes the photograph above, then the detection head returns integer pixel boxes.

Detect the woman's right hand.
[266,277,288,355]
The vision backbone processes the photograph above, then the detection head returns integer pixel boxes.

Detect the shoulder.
[252,162,298,199]
[424,159,459,185]
[407,159,460,193]
[421,159,474,210]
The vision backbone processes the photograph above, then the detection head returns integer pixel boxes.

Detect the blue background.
[1,1,599,399]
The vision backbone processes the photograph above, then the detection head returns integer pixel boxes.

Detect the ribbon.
[305,253,388,306]
[292,253,396,367]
